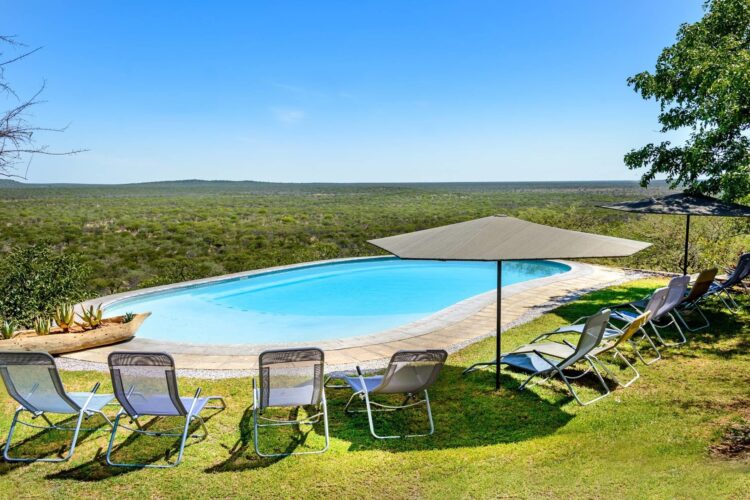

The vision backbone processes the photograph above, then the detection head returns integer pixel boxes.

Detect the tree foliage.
[0,245,90,327]
[625,0,750,201]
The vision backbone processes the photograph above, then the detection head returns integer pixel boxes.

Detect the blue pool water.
[105,258,570,344]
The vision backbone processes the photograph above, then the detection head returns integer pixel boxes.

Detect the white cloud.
[271,107,306,125]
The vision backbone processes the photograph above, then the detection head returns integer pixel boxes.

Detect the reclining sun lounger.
[499,309,611,406]
[342,350,447,439]
[674,268,718,331]
[612,275,690,347]
[707,253,750,312]
[0,352,114,463]
[105,351,226,468]
[253,348,329,457]
[514,311,651,389]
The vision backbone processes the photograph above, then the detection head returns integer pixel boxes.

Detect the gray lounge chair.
[707,252,750,312]
[343,350,447,439]
[253,348,329,457]
[674,268,718,331]
[613,275,690,347]
[500,309,612,406]
[544,289,667,366]
[105,351,226,468]
[0,352,114,463]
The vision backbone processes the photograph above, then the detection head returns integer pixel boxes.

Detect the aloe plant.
[78,304,103,329]
[122,312,136,323]
[0,319,17,339]
[53,303,75,332]
[33,317,51,336]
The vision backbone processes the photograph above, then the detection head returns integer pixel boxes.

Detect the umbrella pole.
[683,214,691,275]
[496,260,502,390]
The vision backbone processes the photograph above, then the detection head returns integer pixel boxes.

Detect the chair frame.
[340,350,447,440]
[252,348,329,457]
[505,310,613,406]
[674,268,717,332]
[612,277,689,348]
[1,352,114,463]
[105,351,225,468]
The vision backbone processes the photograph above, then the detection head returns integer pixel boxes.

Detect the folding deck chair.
[499,309,612,405]
[707,253,750,312]
[342,350,447,439]
[674,268,718,331]
[515,311,651,389]
[252,348,329,457]
[0,351,114,463]
[106,351,226,468]
[612,275,690,347]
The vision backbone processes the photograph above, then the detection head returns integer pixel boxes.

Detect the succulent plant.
[0,319,18,339]
[33,317,51,336]
[53,303,75,332]
[78,304,103,329]
[122,312,136,323]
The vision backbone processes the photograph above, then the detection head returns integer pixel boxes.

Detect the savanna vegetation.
[1,180,748,307]
[0,279,747,497]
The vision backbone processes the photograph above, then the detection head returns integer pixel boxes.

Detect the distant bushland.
[1,180,747,299]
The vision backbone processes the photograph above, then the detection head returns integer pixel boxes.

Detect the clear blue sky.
[6,1,703,184]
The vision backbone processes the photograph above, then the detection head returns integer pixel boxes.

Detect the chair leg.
[558,359,611,406]
[594,349,639,388]
[106,411,203,468]
[674,305,710,332]
[359,389,434,439]
[650,315,687,347]
[253,399,330,457]
[631,328,662,365]
[3,408,86,463]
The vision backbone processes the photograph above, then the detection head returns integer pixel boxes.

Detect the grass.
[0,278,749,498]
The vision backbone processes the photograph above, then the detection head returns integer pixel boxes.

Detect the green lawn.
[1,279,748,498]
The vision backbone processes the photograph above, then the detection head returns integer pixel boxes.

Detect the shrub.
[0,245,90,328]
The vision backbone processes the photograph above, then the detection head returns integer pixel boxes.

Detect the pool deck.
[61,259,640,376]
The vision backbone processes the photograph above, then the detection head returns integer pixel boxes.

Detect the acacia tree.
[0,35,81,178]
[625,0,750,201]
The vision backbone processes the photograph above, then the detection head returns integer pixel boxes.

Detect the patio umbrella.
[600,193,750,275]
[368,215,651,390]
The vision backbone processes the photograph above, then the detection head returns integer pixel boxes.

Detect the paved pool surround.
[65,257,639,375]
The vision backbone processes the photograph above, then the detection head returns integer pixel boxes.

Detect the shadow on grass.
[205,406,304,472]
[0,413,110,477]
[47,407,225,481]
[317,364,578,453]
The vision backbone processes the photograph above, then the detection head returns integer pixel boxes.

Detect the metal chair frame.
[252,348,329,457]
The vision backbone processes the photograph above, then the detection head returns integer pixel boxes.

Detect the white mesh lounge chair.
[0,352,114,463]
[253,348,329,457]
[613,275,690,347]
[674,268,718,331]
[500,309,612,406]
[106,352,226,468]
[342,350,448,439]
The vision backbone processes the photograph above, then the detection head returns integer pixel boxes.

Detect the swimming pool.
[105,257,570,344]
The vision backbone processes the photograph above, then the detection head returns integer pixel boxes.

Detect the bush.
[0,245,90,327]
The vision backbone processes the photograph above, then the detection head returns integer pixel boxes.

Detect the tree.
[625,0,750,201]
[0,35,81,178]
[0,245,90,327]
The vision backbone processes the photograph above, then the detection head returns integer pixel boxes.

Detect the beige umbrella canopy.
[369,215,651,390]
